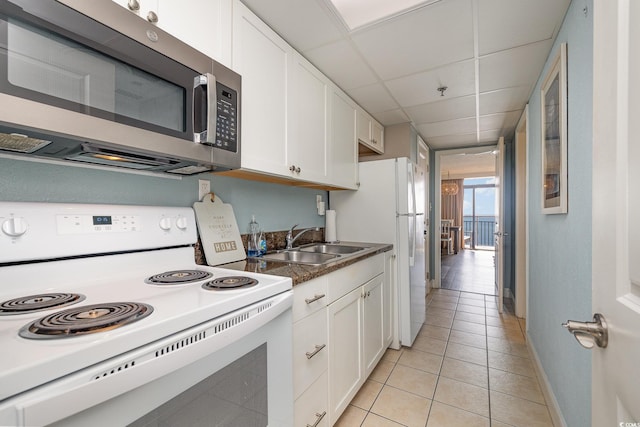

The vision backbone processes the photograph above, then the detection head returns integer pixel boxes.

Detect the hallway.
[335,289,552,427]
[441,250,496,295]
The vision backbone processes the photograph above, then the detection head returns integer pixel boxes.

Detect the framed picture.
[541,43,568,214]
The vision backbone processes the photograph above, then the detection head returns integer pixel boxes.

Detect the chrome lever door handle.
[562,313,608,349]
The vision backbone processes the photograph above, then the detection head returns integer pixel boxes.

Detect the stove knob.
[175,216,188,230]
[2,217,28,237]
[159,217,172,231]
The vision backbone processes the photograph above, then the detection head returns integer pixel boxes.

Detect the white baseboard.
[526,333,567,427]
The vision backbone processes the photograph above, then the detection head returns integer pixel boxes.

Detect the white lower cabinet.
[328,286,363,422]
[363,274,385,378]
[295,372,328,427]
[293,253,391,426]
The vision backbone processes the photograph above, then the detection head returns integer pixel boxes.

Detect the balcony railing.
[463,216,495,249]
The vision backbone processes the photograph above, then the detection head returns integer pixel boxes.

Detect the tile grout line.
[485,294,494,427]
[423,293,457,426]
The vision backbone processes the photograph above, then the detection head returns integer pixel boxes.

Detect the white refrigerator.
[330,157,426,348]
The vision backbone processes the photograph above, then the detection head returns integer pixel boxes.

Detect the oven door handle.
[193,73,217,144]
[11,291,293,427]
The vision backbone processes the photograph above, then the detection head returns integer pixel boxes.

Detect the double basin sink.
[258,243,371,266]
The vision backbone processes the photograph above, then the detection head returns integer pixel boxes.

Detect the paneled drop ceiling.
[238,0,570,150]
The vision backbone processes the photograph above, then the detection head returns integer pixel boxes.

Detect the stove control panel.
[0,202,197,263]
[57,214,142,235]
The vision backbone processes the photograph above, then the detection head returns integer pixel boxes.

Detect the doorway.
[463,177,497,250]
[435,147,498,296]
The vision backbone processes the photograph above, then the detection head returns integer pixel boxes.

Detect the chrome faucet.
[286,224,320,249]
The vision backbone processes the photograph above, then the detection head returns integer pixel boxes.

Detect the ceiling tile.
[479,110,522,132]
[479,86,531,115]
[479,40,552,92]
[405,95,476,124]
[346,83,399,114]
[351,0,474,80]
[385,60,476,107]
[372,109,410,126]
[419,117,477,138]
[240,0,344,51]
[421,131,478,149]
[305,40,378,90]
[477,0,571,55]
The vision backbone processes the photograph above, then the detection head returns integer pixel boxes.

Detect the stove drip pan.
[19,302,153,339]
[146,270,213,285]
[0,293,86,316]
[202,276,259,291]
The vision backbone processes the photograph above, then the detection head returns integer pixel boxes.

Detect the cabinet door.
[157,0,232,66]
[288,53,328,183]
[356,108,371,146]
[111,0,231,66]
[232,1,290,176]
[371,119,385,153]
[328,286,363,424]
[363,274,385,377]
[329,86,358,189]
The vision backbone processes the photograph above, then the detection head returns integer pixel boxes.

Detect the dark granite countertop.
[218,242,393,286]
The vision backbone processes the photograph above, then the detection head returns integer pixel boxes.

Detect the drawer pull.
[306,411,327,427]
[305,344,326,359]
[305,294,326,304]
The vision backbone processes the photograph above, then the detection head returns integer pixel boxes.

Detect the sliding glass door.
[463,178,496,250]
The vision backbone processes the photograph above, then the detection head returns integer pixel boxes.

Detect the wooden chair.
[441,219,453,255]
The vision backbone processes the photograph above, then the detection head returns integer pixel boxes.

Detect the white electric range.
[0,202,293,426]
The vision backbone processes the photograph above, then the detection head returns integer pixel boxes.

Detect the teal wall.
[526,1,593,425]
[0,157,327,234]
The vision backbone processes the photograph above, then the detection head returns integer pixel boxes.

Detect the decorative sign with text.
[193,195,245,265]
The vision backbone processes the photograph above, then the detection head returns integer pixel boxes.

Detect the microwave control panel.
[214,82,238,153]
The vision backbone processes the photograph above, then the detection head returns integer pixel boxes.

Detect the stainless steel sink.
[260,250,340,265]
[298,243,370,255]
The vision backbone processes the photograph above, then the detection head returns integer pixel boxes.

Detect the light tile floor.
[334,289,553,427]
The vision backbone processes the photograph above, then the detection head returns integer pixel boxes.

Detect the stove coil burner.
[202,276,259,291]
[19,302,153,339]
[146,270,213,285]
[0,293,86,316]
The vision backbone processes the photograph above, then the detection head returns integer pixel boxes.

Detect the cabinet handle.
[296,166,301,173]
[372,138,377,144]
[127,0,140,11]
[147,10,158,23]
[289,165,296,172]
[305,344,326,359]
[305,294,326,304]
[306,411,326,427]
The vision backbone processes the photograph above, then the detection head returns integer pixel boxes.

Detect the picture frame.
[541,43,568,214]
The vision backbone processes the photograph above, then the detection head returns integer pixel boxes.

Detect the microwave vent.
[0,132,52,153]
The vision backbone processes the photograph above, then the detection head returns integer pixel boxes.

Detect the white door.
[417,137,430,287]
[587,0,640,423]
[494,137,505,313]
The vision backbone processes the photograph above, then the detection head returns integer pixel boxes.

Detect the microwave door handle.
[193,73,217,144]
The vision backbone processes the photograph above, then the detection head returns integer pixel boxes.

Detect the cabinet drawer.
[293,308,328,398]
[327,253,384,303]
[295,371,328,427]
[293,276,328,323]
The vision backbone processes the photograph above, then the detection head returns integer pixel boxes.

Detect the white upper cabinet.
[357,108,385,155]
[288,53,329,183]
[111,0,232,66]
[231,0,290,177]
[329,86,358,190]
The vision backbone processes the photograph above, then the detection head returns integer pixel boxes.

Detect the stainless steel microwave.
[0,0,241,175]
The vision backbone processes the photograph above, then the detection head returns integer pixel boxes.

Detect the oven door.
[0,292,293,427]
